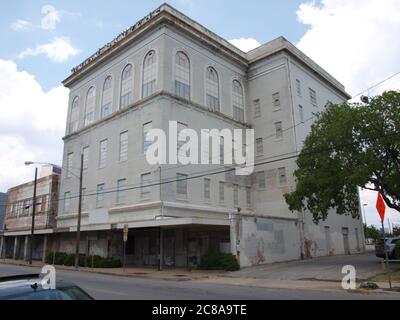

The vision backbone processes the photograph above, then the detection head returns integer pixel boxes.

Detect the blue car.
[0,274,94,300]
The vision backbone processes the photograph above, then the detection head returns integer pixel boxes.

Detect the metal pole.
[74,154,84,270]
[123,240,126,272]
[29,167,38,265]
[381,220,392,290]
[159,227,163,271]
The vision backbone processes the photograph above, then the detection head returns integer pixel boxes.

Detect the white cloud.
[0,59,69,192]
[41,5,61,30]
[11,19,33,32]
[229,38,261,53]
[17,37,80,62]
[296,0,400,97]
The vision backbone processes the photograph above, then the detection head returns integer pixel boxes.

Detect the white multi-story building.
[56,4,365,268]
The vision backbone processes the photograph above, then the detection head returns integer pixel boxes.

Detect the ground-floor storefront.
[54,225,230,269]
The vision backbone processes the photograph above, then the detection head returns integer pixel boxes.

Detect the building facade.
[57,4,365,268]
[1,166,60,261]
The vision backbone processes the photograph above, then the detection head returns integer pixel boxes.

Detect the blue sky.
[0,0,399,227]
[0,0,309,91]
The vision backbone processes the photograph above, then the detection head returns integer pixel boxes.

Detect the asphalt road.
[0,263,398,300]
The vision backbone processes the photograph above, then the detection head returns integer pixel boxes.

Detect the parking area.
[228,251,400,282]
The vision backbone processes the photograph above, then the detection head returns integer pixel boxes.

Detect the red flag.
[376,192,386,222]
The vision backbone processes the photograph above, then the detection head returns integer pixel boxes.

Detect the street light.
[25,161,57,264]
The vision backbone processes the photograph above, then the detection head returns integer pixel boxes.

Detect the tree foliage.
[364,224,380,239]
[285,91,400,222]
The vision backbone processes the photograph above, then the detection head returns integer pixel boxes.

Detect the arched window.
[101,76,113,119]
[120,64,133,109]
[232,80,244,122]
[84,86,96,126]
[205,67,219,111]
[69,97,79,134]
[142,51,157,98]
[175,51,190,99]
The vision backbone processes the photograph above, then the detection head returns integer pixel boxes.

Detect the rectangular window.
[296,79,302,97]
[275,121,283,139]
[253,99,261,118]
[116,179,127,204]
[233,184,239,207]
[119,131,129,162]
[82,147,89,170]
[84,112,94,127]
[278,167,287,185]
[258,171,266,189]
[176,173,188,198]
[256,138,263,156]
[299,105,304,123]
[204,178,211,201]
[219,181,225,202]
[63,192,70,212]
[177,122,188,158]
[309,88,317,106]
[96,184,105,207]
[272,92,281,109]
[142,80,156,98]
[66,153,73,178]
[99,139,107,168]
[246,187,251,206]
[141,173,151,198]
[206,94,219,111]
[143,122,153,153]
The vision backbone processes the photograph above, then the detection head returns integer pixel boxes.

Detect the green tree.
[285,91,400,222]
[393,226,400,237]
[364,224,380,239]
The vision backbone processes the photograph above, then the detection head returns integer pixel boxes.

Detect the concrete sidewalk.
[0,259,224,281]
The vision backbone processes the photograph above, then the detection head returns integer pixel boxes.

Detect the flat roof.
[63,3,350,99]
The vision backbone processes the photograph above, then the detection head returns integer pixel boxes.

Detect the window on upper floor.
[246,187,251,206]
[63,192,70,212]
[120,64,133,109]
[296,79,302,97]
[256,138,263,156]
[69,97,79,134]
[278,167,287,185]
[142,51,157,98]
[233,184,239,207]
[81,188,87,211]
[232,80,244,122]
[96,184,105,207]
[257,171,266,189]
[204,178,211,201]
[253,99,261,118]
[66,153,73,178]
[205,67,220,112]
[177,122,188,159]
[175,51,190,99]
[272,92,281,109]
[299,105,304,123]
[99,139,108,169]
[275,121,283,139]
[101,76,113,119]
[176,173,188,199]
[116,178,127,205]
[141,173,152,198]
[219,181,225,203]
[309,88,317,106]
[143,122,153,153]
[119,131,129,162]
[82,146,89,170]
[84,86,96,126]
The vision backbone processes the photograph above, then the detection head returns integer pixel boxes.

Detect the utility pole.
[29,167,38,265]
[74,154,84,270]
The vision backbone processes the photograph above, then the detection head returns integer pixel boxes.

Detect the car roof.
[0,274,76,299]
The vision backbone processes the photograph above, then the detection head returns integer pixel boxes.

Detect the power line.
[352,71,400,99]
